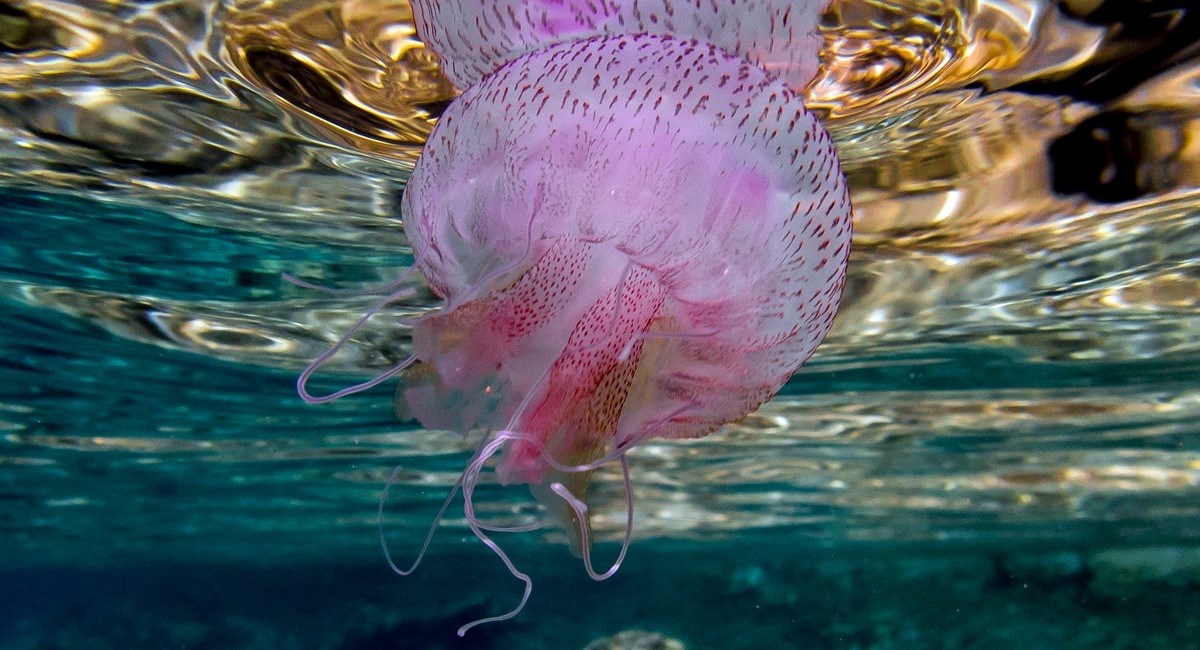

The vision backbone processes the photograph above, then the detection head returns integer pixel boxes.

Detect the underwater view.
[2,0,1200,647]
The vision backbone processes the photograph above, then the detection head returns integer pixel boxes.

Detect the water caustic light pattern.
[298,2,850,632]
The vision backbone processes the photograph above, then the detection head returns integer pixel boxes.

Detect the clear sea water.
[3,1,1200,648]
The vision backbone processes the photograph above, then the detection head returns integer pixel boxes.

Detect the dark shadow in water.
[3,539,1200,649]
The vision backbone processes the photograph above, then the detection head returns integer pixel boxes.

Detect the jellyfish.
[297,1,850,636]
[409,0,829,92]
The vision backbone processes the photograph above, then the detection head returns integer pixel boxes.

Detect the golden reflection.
[830,90,1088,242]
[810,0,1106,118]
[223,0,455,156]
[1114,57,1200,190]
[0,0,105,64]
[0,0,1186,243]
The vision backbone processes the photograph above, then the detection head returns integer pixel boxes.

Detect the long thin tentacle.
[447,360,557,636]
[457,435,533,637]
[296,287,418,404]
[444,400,696,635]
[299,353,417,404]
[549,453,633,581]
[379,425,533,578]
[476,520,544,533]
[379,465,462,576]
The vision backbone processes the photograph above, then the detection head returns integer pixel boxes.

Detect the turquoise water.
[2,183,1199,648]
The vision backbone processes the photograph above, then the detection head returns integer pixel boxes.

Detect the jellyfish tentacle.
[549,452,633,581]
[499,360,557,440]
[457,432,534,637]
[298,354,417,404]
[283,266,418,297]
[450,362,556,635]
[297,287,419,404]
[378,464,461,576]
[394,397,698,634]
[380,427,499,576]
[476,520,543,533]
[380,425,538,579]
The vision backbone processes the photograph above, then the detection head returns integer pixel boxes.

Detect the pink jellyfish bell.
[298,0,850,636]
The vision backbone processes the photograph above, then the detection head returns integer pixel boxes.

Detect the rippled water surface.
[2,0,1199,648]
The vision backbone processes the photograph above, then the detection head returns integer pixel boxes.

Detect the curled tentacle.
[549,453,633,581]
[297,287,420,404]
